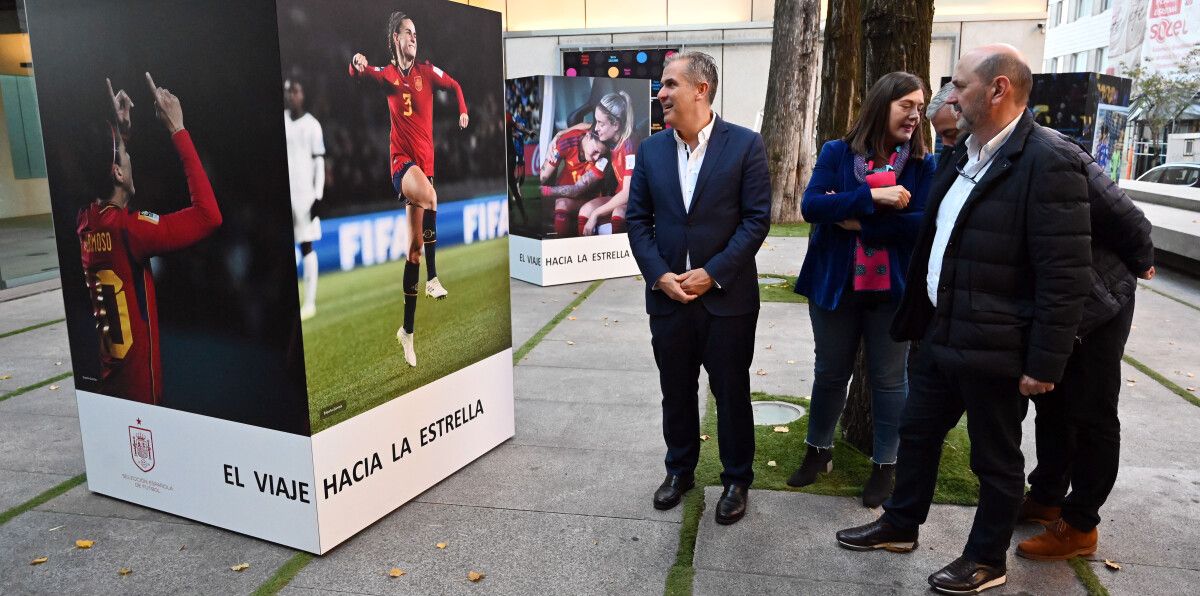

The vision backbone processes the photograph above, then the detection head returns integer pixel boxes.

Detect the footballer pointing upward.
[77,74,222,404]
[349,10,468,368]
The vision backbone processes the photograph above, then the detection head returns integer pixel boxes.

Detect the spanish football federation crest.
[129,424,155,472]
[413,74,423,91]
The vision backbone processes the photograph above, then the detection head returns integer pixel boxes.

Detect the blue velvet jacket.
[794,139,935,310]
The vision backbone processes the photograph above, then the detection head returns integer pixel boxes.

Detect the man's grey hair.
[665,51,718,104]
[926,82,954,119]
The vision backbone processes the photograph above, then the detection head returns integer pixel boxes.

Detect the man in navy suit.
[626,51,772,525]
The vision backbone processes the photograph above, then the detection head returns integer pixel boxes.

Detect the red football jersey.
[609,137,636,194]
[546,128,606,188]
[349,60,468,177]
[76,130,222,405]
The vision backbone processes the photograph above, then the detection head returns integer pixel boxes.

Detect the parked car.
[1137,163,1200,187]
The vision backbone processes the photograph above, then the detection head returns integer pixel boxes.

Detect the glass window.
[1093,47,1106,72]
[1049,1,1062,27]
[1074,51,1089,72]
[1050,57,1059,73]
[1139,168,1163,182]
[1186,140,1195,155]
[1075,0,1093,20]
[1098,0,1112,14]
[1183,168,1199,186]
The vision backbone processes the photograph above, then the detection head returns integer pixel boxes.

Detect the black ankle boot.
[861,462,895,508]
[787,444,832,487]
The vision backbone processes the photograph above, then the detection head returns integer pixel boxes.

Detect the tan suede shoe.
[1017,519,1098,560]
[1017,493,1062,525]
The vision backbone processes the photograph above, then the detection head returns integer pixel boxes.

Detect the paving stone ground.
[0,239,1197,595]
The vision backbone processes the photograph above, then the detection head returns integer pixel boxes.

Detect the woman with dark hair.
[790,72,935,507]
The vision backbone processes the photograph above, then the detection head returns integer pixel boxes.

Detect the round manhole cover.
[752,401,805,425]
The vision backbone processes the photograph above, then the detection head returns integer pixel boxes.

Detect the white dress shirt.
[674,112,715,270]
[926,113,1023,306]
[675,112,716,213]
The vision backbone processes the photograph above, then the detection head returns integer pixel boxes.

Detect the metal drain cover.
[752,401,805,425]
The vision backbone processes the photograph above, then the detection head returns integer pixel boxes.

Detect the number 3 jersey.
[76,130,222,405]
[348,60,467,178]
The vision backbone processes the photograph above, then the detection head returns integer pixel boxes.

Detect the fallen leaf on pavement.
[30,557,48,565]
[436,542,448,549]
[566,341,575,346]
[767,460,777,467]
[467,571,485,582]
[1104,559,1121,571]
[231,563,250,572]
[773,426,789,433]
[55,361,62,366]
[765,344,773,350]
[568,316,577,320]
[786,360,796,364]
[49,385,60,390]
[0,374,11,380]
[118,567,132,576]
[48,526,63,532]
[700,434,710,441]
[756,369,768,376]
[1189,373,1195,378]
[388,568,406,577]
[75,539,94,549]
[1187,387,1196,392]
[1126,382,1135,387]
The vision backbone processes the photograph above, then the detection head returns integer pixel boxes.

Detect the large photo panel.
[276,0,511,433]
[28,0,310,435]
[507,75,650,241]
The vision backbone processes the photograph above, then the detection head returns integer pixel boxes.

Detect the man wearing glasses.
[835,45,1091,594]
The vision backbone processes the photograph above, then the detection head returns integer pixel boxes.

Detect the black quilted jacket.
[1060,134,1154,337]
[892,112,1092,383]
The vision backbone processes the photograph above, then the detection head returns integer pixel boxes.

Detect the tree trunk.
[761,0,822,223]
[838,0,935,457]
[815,0,862,147]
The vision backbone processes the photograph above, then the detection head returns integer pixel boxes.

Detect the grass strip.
[0,318,65,340]
[0,473,86,527]
[663,391,978,596]
[1139,282,1200,313]
[768,222,811,237]
[758,274,807,304]
[1068,557,1110,596]
[252,551,315,596]
[512,279,604,364]
[0,371,72,404]
[1123,354,1200,408]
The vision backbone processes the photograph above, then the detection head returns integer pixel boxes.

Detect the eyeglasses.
[955,150,1000,184]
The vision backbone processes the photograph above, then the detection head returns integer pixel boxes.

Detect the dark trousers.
[650,302,757,488]
[882,332,1028,568]
[1029,296,1134,532]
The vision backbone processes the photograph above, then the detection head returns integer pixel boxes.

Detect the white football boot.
[396,328,417,367]
[425,277,448,299]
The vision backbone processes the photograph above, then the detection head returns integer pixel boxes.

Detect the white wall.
[1044,9,1112,59]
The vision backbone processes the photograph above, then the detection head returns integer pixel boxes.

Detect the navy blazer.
[794,140,935,310]
[626,116,772,317]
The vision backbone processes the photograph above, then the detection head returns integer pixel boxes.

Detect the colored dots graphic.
[607,66,619,78]
[636,51,648,64]
[566,67,577,77]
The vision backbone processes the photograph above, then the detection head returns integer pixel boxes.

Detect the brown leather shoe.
[1017,493,1061,525]
[1017,519,1098,561]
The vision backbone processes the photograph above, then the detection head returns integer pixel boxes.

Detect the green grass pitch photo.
[301,238,511,433]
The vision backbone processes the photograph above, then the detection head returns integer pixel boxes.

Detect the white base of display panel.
[508,233,640,286]
[76,349,514,554]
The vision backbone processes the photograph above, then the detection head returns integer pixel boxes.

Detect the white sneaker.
[299,303,316,321]
[396,328,417,367]
[425,277,448,299]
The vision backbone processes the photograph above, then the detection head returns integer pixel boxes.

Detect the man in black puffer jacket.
[1015,134,1154,561]
[836,45,1092,595]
